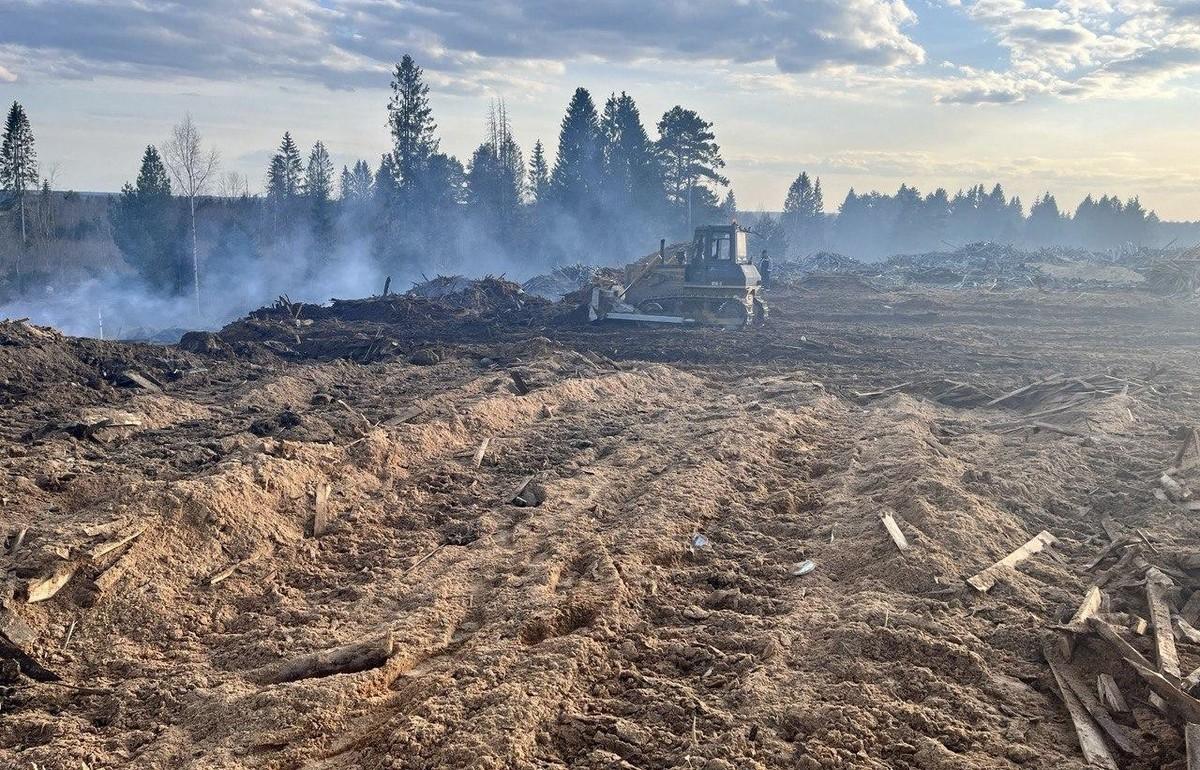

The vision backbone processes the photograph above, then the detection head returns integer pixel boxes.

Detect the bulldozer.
[587,224,768,327]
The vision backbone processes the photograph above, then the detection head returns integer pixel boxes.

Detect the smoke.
[0,208,563,341]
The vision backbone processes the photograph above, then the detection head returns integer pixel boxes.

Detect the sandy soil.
[3,283,1200,769]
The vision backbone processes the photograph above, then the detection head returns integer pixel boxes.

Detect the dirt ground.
[4,281,1200,769]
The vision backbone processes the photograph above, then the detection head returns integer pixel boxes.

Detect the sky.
[2,0,1200,220]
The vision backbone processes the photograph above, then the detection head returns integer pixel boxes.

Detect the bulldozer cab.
[693,225,750,266]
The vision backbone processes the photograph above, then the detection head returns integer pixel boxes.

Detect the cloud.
[944,0,1200,101]
[0,63,15,82]
[0,0,924,90]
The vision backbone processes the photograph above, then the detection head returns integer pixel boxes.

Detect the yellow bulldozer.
[587,224,768,327]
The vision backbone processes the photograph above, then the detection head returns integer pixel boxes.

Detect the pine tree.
[387,54,438,189]
[110,146,185,293]
[0,102,39,243]
[339,165,354,201]
[528,140,550,204]
[656,106,727,233]
[1027,193,1064,245]
[550,87,602,213]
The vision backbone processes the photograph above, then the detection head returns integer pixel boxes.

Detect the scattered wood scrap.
[1173,427,1200,471]
[509,370,531,396]
[1043,639,1142,756]
[1046,648,1119,769]
[25,562,77,603]
[880,511,909,552]
[312,483,331,537]
[472,437,491,467]
[967,530,1058,592]
[251,631,395,684]
[510,475,541,507]
[383,406,424,427]
[1097,674,1129,713]
[87,526,145,560]
[119,370,162,392]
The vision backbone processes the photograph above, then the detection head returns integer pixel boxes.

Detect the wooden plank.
[472,437,491,468]
[880,511,909,552]
[1147,568,1183,678]
[967,530,1058,592]
[1178,616,1200,645]
[1187,724,1200,770]
[312,483,331,537]
[1124,657,1200,723]
[1047,654,1119,770]
[1071,586,1104,627]
[383,406,424,427]
[1089,617,1159,674]
[1097,674,1129,713]
[1044,641,1141,756]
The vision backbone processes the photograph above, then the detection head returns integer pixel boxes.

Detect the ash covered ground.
[3,275,1200,769]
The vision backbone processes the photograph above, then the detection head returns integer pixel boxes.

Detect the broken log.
[880,511,909,552]
[252,631,395,684]
[967,530,1058,592]
[1147,568,1183,678]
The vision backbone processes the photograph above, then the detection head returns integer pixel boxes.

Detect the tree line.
[0,59,1185,308]
[754,175,1163,260]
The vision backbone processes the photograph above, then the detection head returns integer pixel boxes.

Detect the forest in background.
[1,54,1197,335]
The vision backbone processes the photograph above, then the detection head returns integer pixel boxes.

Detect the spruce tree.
[528,140,550,204]
[549,87,602,212]
[110,146,185,293]
[782,172,825,255]
[600,92,664,226]
[387,54,438,188]
[0,102,39,243]
[306,141,335,255]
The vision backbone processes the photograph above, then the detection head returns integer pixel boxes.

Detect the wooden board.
[880,511,909,552]
[967,530,1058,592]
[1147,568,1182,678]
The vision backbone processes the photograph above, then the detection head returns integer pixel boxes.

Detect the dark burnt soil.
[2,284,1200,769]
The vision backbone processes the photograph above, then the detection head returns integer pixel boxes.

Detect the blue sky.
[2,0,1200,219]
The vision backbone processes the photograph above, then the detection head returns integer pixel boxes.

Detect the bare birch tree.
[163,114,219,314]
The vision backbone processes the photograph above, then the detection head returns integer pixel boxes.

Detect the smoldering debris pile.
[214,277,553,361]
[521,263,622,301]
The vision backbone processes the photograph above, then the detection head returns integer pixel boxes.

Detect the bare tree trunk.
[19,194,26,245]
[189,195,200,316]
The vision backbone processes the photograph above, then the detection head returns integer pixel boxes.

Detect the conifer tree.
[0,102,39,243]
[387,54,438,189]
[528,140,550,204]
[656,106,727,232]
[110,146,185,293]
[549,88,602,212]
[306,141,335,255]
